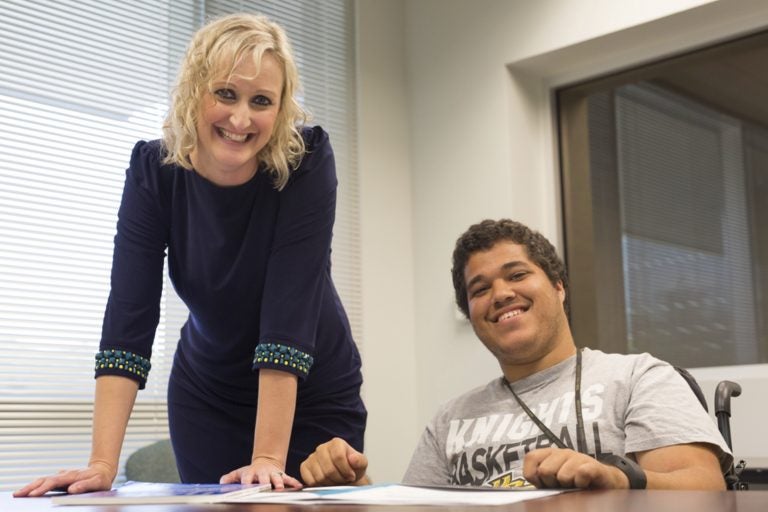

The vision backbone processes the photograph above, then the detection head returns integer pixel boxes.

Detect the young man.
[300,219,731,490]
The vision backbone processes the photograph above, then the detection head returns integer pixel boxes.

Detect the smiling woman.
[163,13,308,191]
[0,0,360,494]
[12,12,367,497]
[191,53,284,186]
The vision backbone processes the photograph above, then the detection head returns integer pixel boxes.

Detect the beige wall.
[357,0,768,482]
[355,0,420,484]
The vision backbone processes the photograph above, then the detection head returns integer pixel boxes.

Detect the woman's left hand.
[219,457,303,490]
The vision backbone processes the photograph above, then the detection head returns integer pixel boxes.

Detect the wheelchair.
[676,367,748,490]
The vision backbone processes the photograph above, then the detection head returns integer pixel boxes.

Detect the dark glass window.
[558,31,768,367]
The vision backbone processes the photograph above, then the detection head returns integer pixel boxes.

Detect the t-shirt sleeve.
[95,140,169,389]
[253,126,337,380]
[402,416,453,486]
[623,354,734,473]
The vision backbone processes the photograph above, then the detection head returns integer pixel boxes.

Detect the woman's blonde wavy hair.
[162,13,308,190]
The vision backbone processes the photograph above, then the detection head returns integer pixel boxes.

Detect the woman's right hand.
[13,461,115,497]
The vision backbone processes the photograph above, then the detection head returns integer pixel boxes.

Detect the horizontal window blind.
[0,0,358,492]
[0,0,195,492]
[614,84,758,367]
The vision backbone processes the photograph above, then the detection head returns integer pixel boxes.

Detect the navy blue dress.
[95,126,366,482]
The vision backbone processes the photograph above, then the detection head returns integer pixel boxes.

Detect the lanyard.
[503,349,587,453]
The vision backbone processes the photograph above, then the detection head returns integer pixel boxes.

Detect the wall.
[357,0,768,482]
[355,0,420,484]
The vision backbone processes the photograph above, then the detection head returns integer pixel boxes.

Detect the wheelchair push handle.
[715,381,742,417]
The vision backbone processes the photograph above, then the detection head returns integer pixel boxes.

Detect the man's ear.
[555,281,565,304]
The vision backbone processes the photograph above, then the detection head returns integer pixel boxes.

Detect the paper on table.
[314,484,569,505]
[52,482,571,506]
[51,481,272,505]
[224,484,571,506]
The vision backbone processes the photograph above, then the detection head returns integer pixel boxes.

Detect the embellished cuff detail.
[253,343,314,377]
[95,349,151,386]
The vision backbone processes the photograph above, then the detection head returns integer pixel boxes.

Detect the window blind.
[0,0,358,492]
[612,84,758,366]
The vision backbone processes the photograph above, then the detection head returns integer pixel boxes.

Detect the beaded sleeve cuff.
[253,343,314,378]
[94,349,151,388]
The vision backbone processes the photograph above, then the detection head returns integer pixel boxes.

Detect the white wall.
[357,0,768,482]
[355,0,420,484]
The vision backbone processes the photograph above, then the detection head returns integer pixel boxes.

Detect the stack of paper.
[52,481,570,506]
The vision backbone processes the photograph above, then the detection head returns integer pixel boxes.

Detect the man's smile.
[493,305,529,323]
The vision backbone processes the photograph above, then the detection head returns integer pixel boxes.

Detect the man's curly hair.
[451,219,569,319]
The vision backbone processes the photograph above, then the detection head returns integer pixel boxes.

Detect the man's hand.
[523,448,629,489]
[300,437,370,487]
[13,461,116,497]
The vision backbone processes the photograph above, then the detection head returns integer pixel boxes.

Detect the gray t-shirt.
[403,348,732,487]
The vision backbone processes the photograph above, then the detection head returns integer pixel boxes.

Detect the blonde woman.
[16,13,365,495]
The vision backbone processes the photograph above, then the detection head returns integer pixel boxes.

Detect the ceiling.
[654,32,768,128]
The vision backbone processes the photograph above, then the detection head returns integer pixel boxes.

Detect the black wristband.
[600,454,647,489]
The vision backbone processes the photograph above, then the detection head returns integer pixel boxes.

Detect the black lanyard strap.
[504,349,648,488]
[504,349,586,453]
